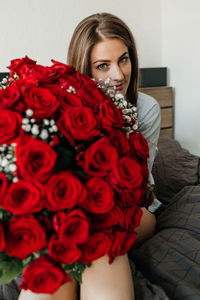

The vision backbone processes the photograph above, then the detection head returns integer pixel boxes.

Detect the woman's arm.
[134,207,157,248]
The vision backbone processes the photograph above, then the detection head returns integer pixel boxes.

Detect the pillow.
[152,136,199,204]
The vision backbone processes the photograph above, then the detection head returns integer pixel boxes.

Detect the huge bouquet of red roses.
[0,56,152,294]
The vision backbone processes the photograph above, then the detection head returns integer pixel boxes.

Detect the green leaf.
[69,270,82,284]
[63,263,75,271]
[0,253,23,284]
[65,262,91,284]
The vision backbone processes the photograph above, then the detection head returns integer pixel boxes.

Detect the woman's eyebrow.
[119,51,129,59]
[92,59,110,64]
[92,51,129,65]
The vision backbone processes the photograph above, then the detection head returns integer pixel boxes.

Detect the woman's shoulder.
[137,92,160,114]
[137,92,160,124]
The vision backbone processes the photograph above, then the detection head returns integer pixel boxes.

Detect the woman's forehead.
[91,38,128,63]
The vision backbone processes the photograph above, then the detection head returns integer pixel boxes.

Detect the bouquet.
[0,56,153,294]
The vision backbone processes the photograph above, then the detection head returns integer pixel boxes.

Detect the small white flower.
[43,119,50,126]
[52,125,58,132]
[1,158,9,167]
[9,164,17,172]
[31,124,40,135]
[40,129,49,140]
[26,109,34,117]
[50,119,55,126]
[22,118,29,125]
[115,93,124,101]
[122,100,127,107]
[6,154,12,160]
[2,78,8,84]
[118,103,124,109]
[133,124,138,130]
[22,124,31,132]
[122,109,131,114]
[123,115,132,122]
[104,78,111,85]
[13,177,19,183]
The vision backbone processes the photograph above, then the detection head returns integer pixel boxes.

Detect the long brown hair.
[67,13,139,105]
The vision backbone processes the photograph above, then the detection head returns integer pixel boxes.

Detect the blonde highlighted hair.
[67,13,139,105]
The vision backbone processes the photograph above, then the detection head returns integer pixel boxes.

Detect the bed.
[0,81,199,299]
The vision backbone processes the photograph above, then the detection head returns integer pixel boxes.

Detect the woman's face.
[90,38,132,96]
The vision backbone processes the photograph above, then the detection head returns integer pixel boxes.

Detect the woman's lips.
[115,84,123,91]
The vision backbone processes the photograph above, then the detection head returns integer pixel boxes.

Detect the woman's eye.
[97,63,107,70]
[119,56,128,63]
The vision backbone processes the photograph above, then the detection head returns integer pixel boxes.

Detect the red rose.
[58,209,89,244]
[108,130,131,156]
[0,180,44,214]
[123,206,143,230]
[0,109,22,144]
[0,173,8,199]
[14,78,39,104]
[0,222,5,251]
[24,87,60,119]
[51,60,75,77]
[130,132,149,160]
[75,71,95,86]
[99,100,124,132]
[82,177,114,214]
[57,106,100,144]
[16,135,57,183]
[80,232,112,263]
[45,171,87,211]
[48,235,81,264]
[8,56,36,77]
[5,215,46,259]
[58,89,83,110]
[110,157,143,190]
[77,137,118,177]
[92,205,123,231]
[108,231,137,263]
[120,188,145,207]
[0,85,20,109]
[20,254,71,294]
[28,65,59,84]
[59,77,81,91]
[77,81,106,108]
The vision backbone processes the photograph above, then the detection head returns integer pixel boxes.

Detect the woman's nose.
[110,65,124,82]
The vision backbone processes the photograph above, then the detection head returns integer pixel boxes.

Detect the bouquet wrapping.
[0,56,153,294]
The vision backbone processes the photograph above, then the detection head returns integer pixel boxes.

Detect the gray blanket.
[133,185,200,300]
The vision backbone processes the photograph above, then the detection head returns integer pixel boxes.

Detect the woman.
[19,12,161,300]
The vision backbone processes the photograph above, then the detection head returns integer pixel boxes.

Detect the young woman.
[19,12,161,300]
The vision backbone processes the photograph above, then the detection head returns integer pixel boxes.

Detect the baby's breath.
[96,78,138,137]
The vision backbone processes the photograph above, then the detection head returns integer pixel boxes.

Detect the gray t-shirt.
[137,92,162,212]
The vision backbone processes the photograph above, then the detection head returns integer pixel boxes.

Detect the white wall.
[162,0,200,155]
[0,0,162,71]
[1,0,199,155]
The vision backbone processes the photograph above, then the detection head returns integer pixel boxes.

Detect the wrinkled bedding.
[133,185,200,300]
[131,136,200,299]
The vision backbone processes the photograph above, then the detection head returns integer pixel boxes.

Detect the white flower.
[40,129,49,140]
[9,164,17,172]
[43,119,50,126]
[31,124,40,135]
[26,109,34,117]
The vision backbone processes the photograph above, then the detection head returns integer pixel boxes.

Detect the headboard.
[139,86,174,138]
